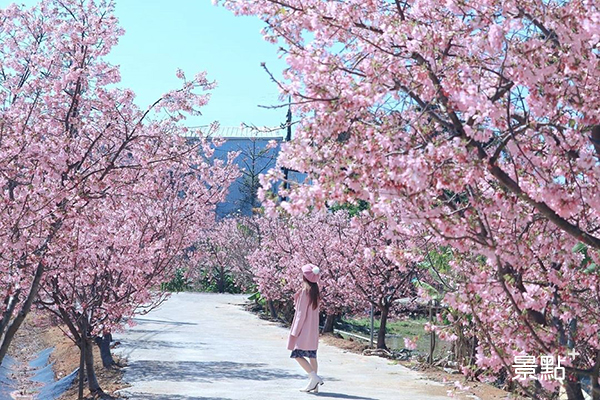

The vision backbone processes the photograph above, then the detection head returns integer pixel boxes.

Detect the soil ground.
[47,326,125,400]
[6,311,125,400]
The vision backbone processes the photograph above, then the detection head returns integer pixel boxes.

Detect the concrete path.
[114,293,452,400]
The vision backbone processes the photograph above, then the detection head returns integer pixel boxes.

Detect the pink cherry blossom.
[0,1,238,395]
[219,0,600,397]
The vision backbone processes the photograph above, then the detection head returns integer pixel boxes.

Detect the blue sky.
[2,0,289,128]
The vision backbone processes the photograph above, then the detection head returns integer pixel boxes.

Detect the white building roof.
[185,125,286,139]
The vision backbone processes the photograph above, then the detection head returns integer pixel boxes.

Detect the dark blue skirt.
[290,349,317,359]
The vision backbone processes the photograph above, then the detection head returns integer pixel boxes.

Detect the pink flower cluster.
[219,0,600,396]
[249,210,425,318]
[0,0,238,365]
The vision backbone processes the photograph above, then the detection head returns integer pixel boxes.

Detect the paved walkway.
[115,293,452,400]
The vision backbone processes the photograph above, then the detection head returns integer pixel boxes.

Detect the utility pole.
[282,96,292,192]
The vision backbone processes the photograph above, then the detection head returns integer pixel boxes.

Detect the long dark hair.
[303,276,320,310]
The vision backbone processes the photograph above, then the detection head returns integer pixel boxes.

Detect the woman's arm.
[290,290,309,337]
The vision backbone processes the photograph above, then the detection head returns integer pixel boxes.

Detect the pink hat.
[302,263,321,283]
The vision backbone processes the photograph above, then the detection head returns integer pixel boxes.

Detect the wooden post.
[370,304,374,348]
[428,300,437,364]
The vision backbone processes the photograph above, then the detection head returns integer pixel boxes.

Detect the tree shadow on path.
[118,339,208,351]
[123,394,231,400]
[125,360,305,383]
[313,392,379,400]
[130,317,198,326]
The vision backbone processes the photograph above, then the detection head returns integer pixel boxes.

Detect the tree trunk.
[591,125,600,158]
[218,267,225,293]
[218,279,224,293]
[0,291,20,341]
[376,303,390,350]
[95,333,115,368]
[0,218,62,364]
[78,335,85,400]
[84,337,102,393]
[565,377,586,400]
[322,314,335,333]
[592,350,600,400]
[0,261,44,364]
[267,300,278,319]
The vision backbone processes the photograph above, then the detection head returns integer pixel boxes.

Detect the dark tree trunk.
[84,337,102,394]
[0,261,44,364]
[267,300,278,319]
[376,304,390,350]
[0,219,62,364]
[565,377,586,400]
[218,267,225,293]
[591,125,600,158]
[322,314,335,333]
[78,336,85,400]
[592,350,600,400]
[95,333,115,368]
[0,291,20,340]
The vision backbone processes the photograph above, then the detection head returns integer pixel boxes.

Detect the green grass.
[338,316,451,359]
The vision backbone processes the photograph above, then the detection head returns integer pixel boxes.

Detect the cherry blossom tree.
[226,216,265,290]
[195,215,262,292]
[0,1,235,386]
[37,137,236,396]
[344,214,423,350]
[290,211,361,321]
[246,210,427,346]
[249,211,362,322]
[196,230,238,293]
[248,212,301,317]
[220,0,600,398]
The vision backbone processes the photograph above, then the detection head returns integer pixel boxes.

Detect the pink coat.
[287,289,320,351]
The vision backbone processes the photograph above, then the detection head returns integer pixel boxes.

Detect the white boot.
[300,371,324,393]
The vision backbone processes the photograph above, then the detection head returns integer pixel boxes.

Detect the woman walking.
[288,263,324,393]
